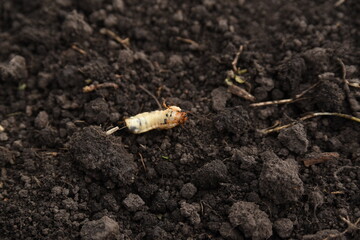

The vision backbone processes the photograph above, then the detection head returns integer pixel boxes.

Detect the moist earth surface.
[1,0,360,239]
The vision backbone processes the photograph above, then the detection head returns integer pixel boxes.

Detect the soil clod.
[192,160,228,189]
[1,1,359,239]
[274,218,294,239]
[229,201,272,240]
[69,126,137,186]
[278,123,309,154]
[122,193,145,212]
[80,216,121,240]
[259,151,304,204]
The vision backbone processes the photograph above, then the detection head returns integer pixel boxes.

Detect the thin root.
[250,81,320,107]
[139,85,163,109]
[330,191,345,195]
[337,57,360,89]
[337,58,360,118]
[302,152,340,167]
[322,216,359,240]
[100,28,130,49]
[71,44,87,55]
[259,112,360,134]
[225,45,256,101]
[227,82,256,101]
[340,216,360,231]
[334,166,360,181]
[139,153,147,172]
[337,57,347,80]
[232,45,244,72]
[176,37,200,49]
[83,82,119,93]
[334,0,346,7]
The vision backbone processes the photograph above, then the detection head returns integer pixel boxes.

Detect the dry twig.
[334,0,346,7]
[83,82,119,92]
[71,44,87,55]
[176,37,201,49]
[232,45,244,72]
[337,58,360,88]
[250,81,320,107]
[226,79,256,101]
[259,112,360,134]
[330,191,345,195]
[322,215,360,240]
[337,58,360,118]
[225,45,256,101]
[302,152,340,167]
[100,28,130,49]
[334,166,360,181]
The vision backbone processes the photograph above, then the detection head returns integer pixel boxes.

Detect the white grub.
[106,106,188,135]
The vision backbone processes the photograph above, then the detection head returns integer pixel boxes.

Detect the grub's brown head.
[177,111,188,125]
[168,106,188,125]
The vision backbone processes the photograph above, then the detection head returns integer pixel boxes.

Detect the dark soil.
[1,0,360,239]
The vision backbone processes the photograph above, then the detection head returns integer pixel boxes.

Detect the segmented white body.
[125,106,186,134]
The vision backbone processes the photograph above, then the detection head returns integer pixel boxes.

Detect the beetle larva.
[106,105,188,135]
[125,106,188,134]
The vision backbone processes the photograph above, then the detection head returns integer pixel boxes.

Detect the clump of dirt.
[229,201,273,240]
[80,216,122,240]
[0,55,28,83]
[278,123,309,154]
[69,126,137,186]
[259,151,304,204]
[192,159,228,189]
[1,0,360,239]
[274,218,294,239]
[214,106,252,142]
